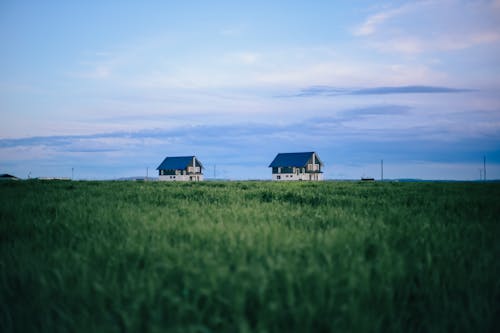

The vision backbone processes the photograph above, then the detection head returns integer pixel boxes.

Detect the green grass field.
[1,180,499,332]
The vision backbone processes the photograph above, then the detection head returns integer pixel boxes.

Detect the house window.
[277,175,281,180]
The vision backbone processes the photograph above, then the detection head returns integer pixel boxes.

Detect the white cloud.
[227,52,261,65]
[0,145,55,162]
[66,44,450,95]
[220,25,246,36]
[355,0,500,54]
[467,31,500,45]
[372,31,500,55]
[374,37,425,54]
[81,65,112,79]
[353,8,403,36]
[69,57,114,79]
[68,48,135,80]
[433,31,500,51]
[254,60,447,88]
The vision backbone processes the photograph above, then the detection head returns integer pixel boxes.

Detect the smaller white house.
[269,152,324,181]
[157,156,204,181]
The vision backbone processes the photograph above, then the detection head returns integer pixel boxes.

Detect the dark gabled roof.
[0,173,19,180]
[157,156,202,170]
[268,152,322,168]
[0,173,19,179]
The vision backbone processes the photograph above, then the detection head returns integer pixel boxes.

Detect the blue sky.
[1,0,499,180]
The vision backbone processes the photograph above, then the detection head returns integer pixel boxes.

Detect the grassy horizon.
[1,180,499,332]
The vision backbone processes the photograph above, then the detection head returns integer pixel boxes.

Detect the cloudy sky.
[1,0,499,180]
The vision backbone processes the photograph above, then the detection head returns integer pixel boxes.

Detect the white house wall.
[159,174,204,181]
[272,173,323,181]
[187,166,201,173]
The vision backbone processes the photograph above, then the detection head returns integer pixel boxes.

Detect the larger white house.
[269,152,324,181]
[157,156,204,181]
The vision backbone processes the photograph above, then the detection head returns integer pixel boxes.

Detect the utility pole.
[146,167,149,181]
[483,156,486,181]
[72,167,74,180]
[381,159,384,181]
[214,164,216,179]
[479,169,483,181]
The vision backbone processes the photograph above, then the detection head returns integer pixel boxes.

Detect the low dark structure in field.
[0,173,19,180]
[361,177,375,181]
[269,152,323,181]
[157,156,204,181]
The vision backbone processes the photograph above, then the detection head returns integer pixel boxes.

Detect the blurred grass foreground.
[1,180,499,332]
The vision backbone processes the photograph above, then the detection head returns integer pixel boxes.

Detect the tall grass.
[1,180,499,332]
